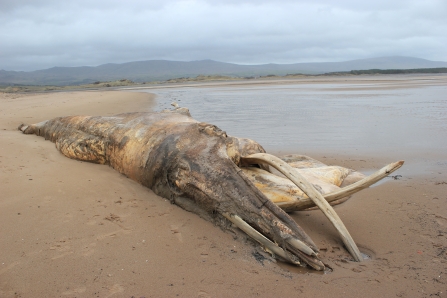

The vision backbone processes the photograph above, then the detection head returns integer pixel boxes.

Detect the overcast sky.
[1,0,446,71]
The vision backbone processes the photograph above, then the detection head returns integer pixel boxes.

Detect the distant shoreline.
[2,71,447,94]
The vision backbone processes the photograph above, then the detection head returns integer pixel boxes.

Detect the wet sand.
[1,79,446,297]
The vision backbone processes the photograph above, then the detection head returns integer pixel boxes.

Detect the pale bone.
[222,212,321,270]
[325,160,404,201]
[286,238,317,256]
[273,160,405,211]
[242,153,363,262]
[221,212,300,265]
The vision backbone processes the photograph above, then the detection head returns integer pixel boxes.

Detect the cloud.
[1,0,446,70]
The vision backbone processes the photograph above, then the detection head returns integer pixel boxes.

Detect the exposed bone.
[286,246,325,271]
[280,154,327,169]
[222,212,300,265]
[286,238,317,256]
[325,160,405,201]
[222,212,326,270]
[242,153,364,262]
[302,196,351,211]
[265,160,405,211]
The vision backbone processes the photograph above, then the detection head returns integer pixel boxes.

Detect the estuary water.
[126,75,447,176]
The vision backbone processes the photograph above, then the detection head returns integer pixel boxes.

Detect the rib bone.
[222,212,301,265]
[325,160,404,201]
[222,212,327,270]
[274,160,405,211]
[242,153,363,262]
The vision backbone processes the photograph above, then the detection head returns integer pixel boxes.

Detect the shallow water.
[127,76,447,176]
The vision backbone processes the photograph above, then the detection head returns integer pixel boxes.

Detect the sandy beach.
[1,83,446,297]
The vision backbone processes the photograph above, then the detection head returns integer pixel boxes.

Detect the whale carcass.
[19,106,403,270]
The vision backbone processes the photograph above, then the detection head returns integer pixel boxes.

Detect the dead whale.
[19,106,403,270]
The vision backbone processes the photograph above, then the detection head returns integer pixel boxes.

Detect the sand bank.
[0,89,446,297]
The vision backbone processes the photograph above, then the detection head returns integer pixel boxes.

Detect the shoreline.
[3,73,446,95]
[1,89,446,297]
[121,73,447,90]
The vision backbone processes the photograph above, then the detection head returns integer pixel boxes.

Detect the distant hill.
[1,56,446,86]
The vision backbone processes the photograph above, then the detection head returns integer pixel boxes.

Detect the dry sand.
[1,89,446,297]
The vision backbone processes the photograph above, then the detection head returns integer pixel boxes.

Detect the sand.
[1,87,446,297]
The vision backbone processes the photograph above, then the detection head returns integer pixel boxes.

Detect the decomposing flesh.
[19,106,403,270]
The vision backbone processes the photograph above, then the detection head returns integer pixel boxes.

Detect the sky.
[1,0,446,71]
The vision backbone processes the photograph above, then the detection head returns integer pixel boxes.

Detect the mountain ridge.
[1,56,446,86]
